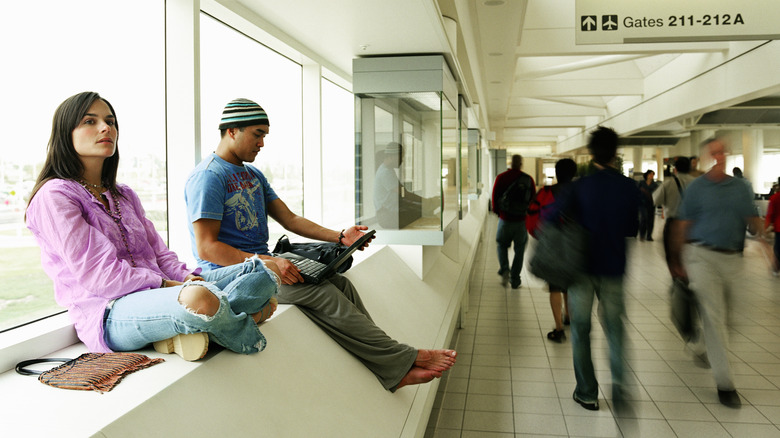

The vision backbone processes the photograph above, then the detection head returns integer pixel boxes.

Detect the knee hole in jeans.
[178,285,220,317]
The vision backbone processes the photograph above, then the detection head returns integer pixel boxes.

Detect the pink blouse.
[26,179,198,352]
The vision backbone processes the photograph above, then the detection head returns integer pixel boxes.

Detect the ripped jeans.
[104,257,278,355]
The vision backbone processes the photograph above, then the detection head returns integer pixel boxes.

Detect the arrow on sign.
[581,15,597,31]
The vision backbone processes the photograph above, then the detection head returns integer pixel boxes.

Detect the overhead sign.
[575,0,780,44]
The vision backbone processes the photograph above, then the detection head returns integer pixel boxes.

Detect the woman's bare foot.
[414,349,457,372]
[253,297,278,324]
[396,366,442,390]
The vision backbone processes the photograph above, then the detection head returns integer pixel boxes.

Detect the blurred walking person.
[653,156,696,277]
[492,154,535,289]
[767,177,780,276]
[526,158,577,342]
[551,127,639,411]
[637,169,659,241]
[670,137,765,408]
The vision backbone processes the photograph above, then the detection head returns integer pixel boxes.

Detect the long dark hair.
[27,91,120,208]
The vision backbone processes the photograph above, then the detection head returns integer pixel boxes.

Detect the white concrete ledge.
[0,205,488,438]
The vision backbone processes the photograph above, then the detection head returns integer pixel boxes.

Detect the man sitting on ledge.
[184,98,456,391]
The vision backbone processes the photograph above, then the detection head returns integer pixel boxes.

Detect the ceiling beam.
[515,79,643,97]
[517,54,647,78]
[504,127,572,137]
[508,104,605,117]
[531,96,607,109]
[505,116,589,128]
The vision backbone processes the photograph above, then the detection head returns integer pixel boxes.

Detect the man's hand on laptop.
[273,256,304,285]
[261,259,283,279]
[344,225,374,250]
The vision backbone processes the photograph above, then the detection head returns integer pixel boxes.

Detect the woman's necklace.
[77,179,137,267]
[80,180,103,190]
[77,179,107,204]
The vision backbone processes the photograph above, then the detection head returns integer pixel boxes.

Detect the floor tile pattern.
[426,215,780,438]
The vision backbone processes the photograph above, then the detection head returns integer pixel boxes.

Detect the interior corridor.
[426,214,780,437]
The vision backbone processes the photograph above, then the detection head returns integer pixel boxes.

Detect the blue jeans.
[569,275,626,402]
[638,204,655,239]
[104,257,278,355]
[496,218,528,284]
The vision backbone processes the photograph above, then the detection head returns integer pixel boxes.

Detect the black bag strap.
[502,177,521,197]
[16,358,73,376]
[272,234,291,254]
[672,175,683,194]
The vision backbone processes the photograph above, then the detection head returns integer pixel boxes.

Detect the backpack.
[525,186,554,238]
[498,173,533,216]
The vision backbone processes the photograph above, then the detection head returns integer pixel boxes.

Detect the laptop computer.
[278,230,376,284]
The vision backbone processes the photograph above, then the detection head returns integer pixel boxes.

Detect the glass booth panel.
[468,129,481,197]
[355,92,456,243]
[442,103,459,225]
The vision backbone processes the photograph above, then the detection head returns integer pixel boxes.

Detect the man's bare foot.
[396,366,442,390]
[253,297,278,324]
[414,349,457,372]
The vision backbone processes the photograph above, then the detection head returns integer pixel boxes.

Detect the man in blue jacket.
[555,127,639,412]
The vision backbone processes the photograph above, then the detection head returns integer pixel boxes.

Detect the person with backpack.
[526,158,577,342]
[491,154,536,289]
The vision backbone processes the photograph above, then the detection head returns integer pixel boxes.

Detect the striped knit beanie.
[219,98,270,130]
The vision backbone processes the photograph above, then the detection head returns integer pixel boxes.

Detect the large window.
[199,14,303,241]
[0,0,166,332]
[321,79,355,229]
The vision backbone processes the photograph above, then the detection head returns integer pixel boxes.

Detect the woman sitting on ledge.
[25,91,279,361]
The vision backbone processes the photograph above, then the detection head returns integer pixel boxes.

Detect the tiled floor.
[425,215,780,437]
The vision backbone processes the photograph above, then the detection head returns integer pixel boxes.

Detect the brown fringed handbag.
[16,353,164,393]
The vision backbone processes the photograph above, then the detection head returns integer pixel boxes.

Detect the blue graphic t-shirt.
[185,153,278,270]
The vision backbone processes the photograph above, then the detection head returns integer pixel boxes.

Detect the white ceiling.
[226,0,780,156]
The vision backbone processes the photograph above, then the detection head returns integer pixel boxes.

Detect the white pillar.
[166,0,200,262]
[632,147,642,179]
[742,130,763,194]
[302,62,323,224]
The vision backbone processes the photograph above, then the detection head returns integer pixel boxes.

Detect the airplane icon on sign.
[602,15,618,30]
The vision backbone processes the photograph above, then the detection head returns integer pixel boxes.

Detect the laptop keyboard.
[291,257,327,277]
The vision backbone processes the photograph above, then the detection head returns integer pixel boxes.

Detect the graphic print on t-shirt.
[224,170,261,233]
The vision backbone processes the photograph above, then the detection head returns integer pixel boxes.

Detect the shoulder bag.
[529,216,588,289]
[670,278,698,342]
[16,353,165,393]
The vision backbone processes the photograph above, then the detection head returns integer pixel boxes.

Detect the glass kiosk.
[353,55,459,245]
